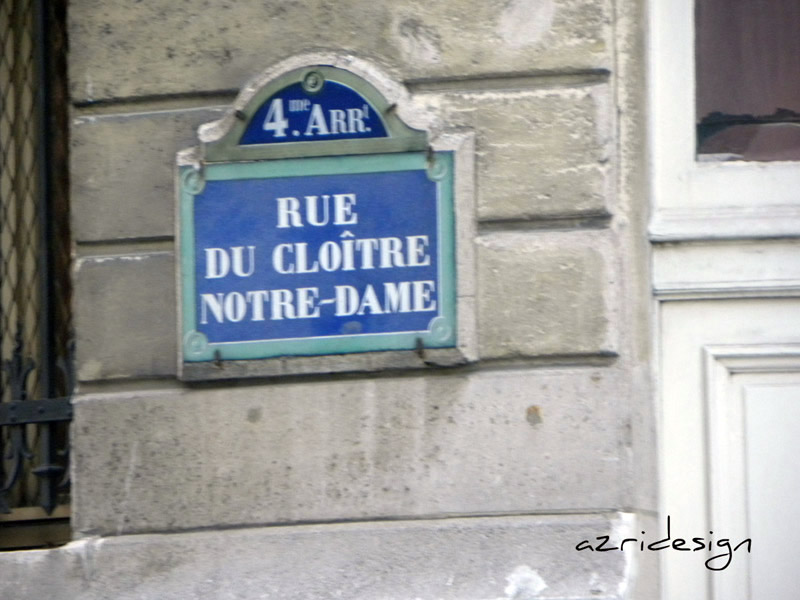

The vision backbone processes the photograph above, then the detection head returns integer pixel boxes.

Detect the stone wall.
[2,0,654,597]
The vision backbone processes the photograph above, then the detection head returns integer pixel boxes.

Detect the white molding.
[654,283,800,301]
[707,345,800,373]
[652,239,800,299]
[649,205,800,243]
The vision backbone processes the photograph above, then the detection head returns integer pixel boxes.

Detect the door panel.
[744,382,800,597]
[660,300,800,600]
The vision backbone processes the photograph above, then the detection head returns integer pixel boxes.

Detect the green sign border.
[179,151,456,362]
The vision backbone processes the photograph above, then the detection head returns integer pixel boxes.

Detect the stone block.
[71,367,627,536]
[428,85,612,221]
[477,230,616,358]
[0,514,634,600]
[74,252,176,380]
[68,0,611,102]
[72,108,226,242]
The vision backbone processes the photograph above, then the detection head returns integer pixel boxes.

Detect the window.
[696,0,800,161]
[0,0,72,549]
[649,0,800,242]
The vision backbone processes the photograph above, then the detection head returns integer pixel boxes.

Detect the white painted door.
[659,298,800,599]
[649,0,800,596]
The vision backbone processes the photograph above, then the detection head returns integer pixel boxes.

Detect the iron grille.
[0,0,72,548]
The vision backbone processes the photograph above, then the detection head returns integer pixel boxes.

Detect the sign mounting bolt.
[302,71,324,93]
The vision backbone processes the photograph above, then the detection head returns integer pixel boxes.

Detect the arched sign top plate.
[241,78,388,145]
[203,65,426,163]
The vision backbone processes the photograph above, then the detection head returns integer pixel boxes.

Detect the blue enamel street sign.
[180,152,456,361]
[178,65,456,367]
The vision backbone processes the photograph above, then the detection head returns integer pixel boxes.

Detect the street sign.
[177,66,458,370]
[180,152,455,361]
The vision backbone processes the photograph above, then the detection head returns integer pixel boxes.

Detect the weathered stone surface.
[71,86,612,242]
[427,85,613,221]
[74,252,176,380]
[72,108,226,241]
[72,368,627,535]
[0,514,634,600]
[69,0,611,102]
[477,230,616,358]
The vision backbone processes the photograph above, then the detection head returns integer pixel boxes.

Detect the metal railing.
[0,0,72,548]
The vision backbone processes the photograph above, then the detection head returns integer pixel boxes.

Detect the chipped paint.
[77,359,104,381]
[396,17,442,64]
[615,513,636,599]
[76,252,171,268]
[85,73,94,102]
[498,0,556,48]
[73,106,227,124]
[526,405,543,426]
[64,536,103,584]
[116,440,141,536]
[502,565,548,599]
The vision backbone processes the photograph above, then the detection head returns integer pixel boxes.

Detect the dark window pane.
[0,0,72,548]
[696,0,800,160]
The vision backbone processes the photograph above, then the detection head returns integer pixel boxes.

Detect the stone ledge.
[71,368,628,535]
[0,513,634,600]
